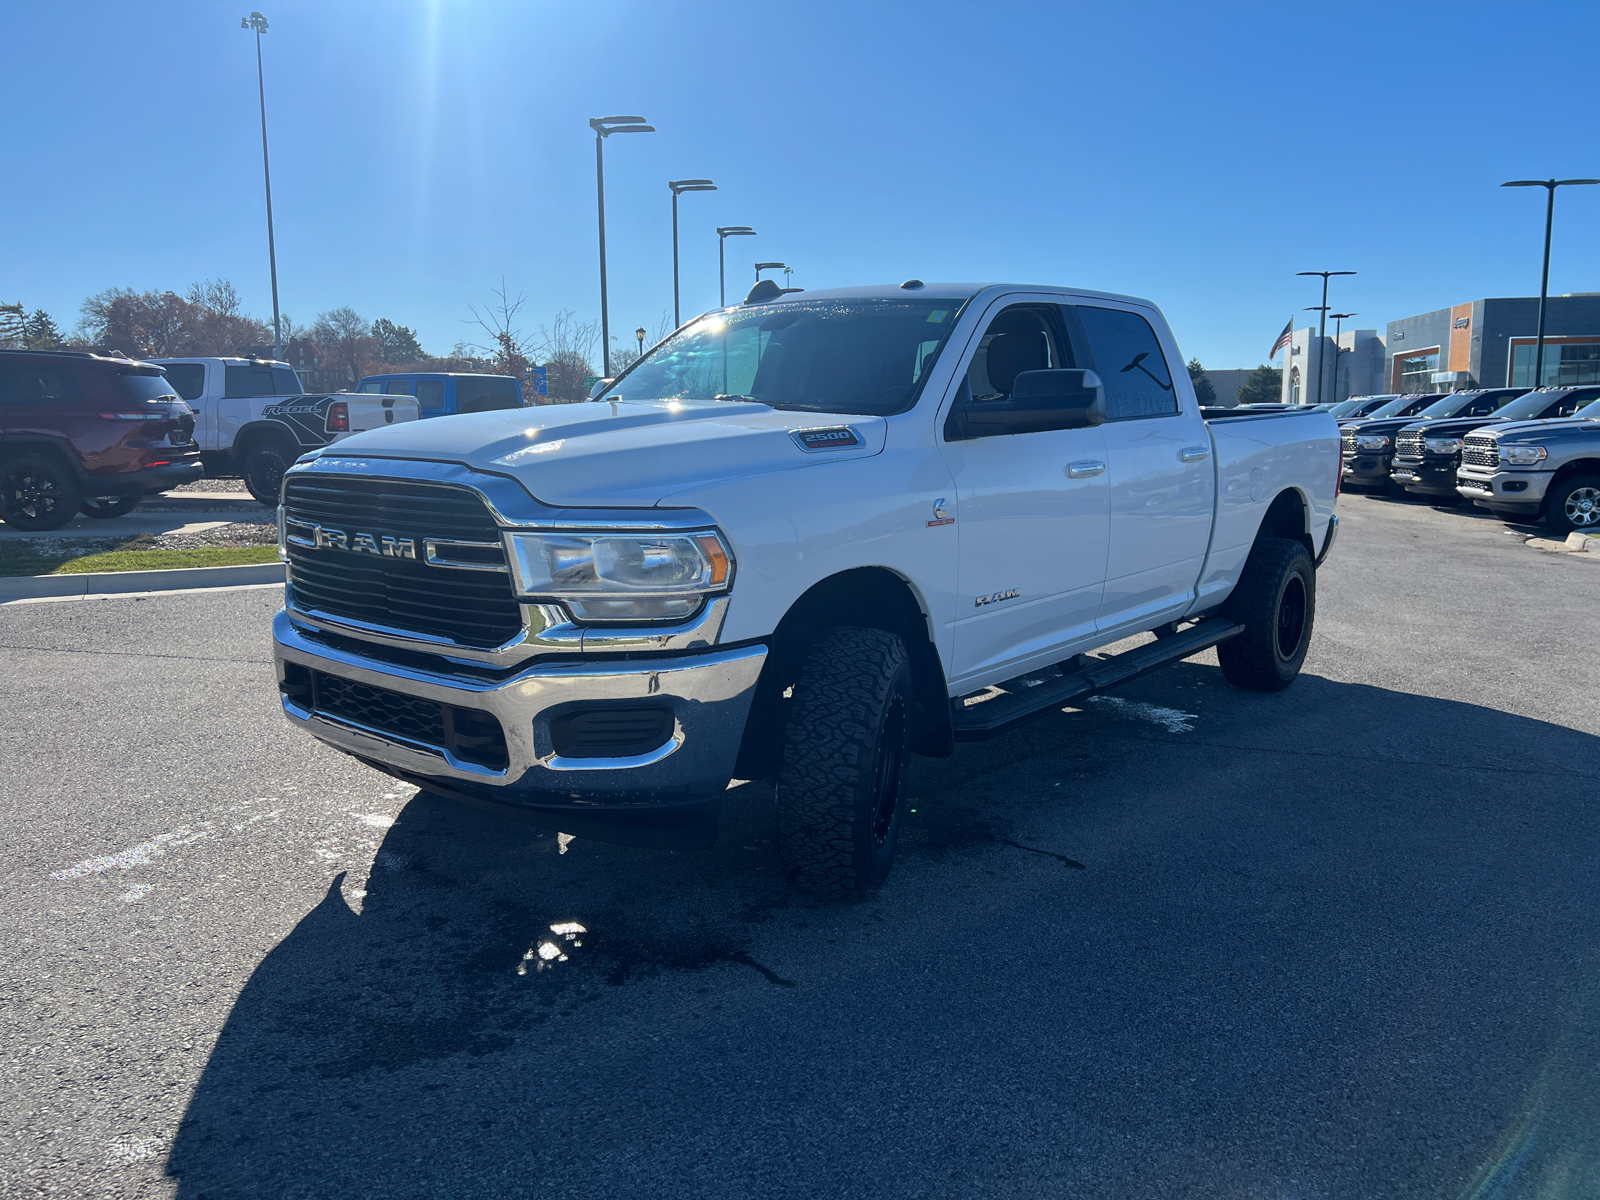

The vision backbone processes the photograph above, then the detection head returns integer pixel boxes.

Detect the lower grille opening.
[296,669,509,771]
[549,706,674,759]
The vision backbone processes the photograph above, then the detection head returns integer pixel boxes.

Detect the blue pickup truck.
[355,372,530,418]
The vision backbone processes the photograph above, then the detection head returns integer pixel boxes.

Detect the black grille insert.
[283,475,523,648]
[550,706,675,759]
[284,667,510,771]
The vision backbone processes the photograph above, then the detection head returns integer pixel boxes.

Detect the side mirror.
[945,369,1106,440]
[588,377,613,400]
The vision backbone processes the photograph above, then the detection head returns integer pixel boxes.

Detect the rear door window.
[225,364,281,398]
[1071,306,1178,420]
[0,360,80,403]
[454,376,520,410]
[162,363,206,400]
[414,380,445,407]
[272,366,303,394]
[383,380,414,395]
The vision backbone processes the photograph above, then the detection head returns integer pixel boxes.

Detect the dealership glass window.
[1510,341,1600,387]
[1397,353,1440,394]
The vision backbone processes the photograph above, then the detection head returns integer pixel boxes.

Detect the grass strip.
[0,544,280,578]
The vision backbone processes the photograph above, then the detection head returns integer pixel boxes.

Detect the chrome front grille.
[282,474,524,649]
[1341,428,1358,456]
[1394,430,1426,460]
[1461,436,1499,469]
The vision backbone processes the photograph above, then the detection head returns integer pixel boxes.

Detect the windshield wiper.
[714,394,767,404]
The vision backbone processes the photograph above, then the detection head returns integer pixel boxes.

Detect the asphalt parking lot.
[3,493,1598,1200]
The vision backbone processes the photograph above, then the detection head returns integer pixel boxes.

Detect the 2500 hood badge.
[791,426,861,452]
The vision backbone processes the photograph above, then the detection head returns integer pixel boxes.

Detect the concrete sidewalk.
[0,560,285,602]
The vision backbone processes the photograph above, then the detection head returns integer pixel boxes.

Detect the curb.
[0,561,286,603]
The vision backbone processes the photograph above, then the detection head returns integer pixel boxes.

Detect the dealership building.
[1384,293,1600,394]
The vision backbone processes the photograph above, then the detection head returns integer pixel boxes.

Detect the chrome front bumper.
[273,609,766,846]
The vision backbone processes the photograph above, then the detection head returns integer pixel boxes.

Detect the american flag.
[1269,317,1293,359]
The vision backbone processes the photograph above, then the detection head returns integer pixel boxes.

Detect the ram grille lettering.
[306,524,415,559]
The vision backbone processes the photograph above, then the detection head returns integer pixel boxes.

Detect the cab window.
[1073,305,1177,420]
[162,363,206,400]
[384,380,414,396]
[415,380,445,407]
[966,306,1068,402]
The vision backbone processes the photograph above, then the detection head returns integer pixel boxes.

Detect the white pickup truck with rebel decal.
[151,357,421,503]
[272,280,1339,897]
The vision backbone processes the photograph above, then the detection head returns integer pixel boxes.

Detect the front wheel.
[1217,537,1316,692]
[1543,474,1600,535]
[775,627,913,898]
[241,440,296,505]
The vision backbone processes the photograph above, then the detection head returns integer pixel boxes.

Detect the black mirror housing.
[946,369,1106,440]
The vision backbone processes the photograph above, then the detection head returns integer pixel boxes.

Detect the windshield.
[1418,392,1513,419]
[1368,395,1436,418]
[114,372,179,401]
[1327,399,1366,417]
[598,297,967,416]
[1495,392,1576,421]
[1576,397,1600,419]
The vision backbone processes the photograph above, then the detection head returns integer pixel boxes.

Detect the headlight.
[1502,444,1547,466]
[1355,434,1390,451]
[505,530,732,622]
[1424,437,1463,455]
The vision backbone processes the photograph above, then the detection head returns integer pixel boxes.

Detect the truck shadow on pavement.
[165,667,1600,1200]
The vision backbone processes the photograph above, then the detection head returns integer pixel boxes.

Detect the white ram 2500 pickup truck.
[272,282,1340,896]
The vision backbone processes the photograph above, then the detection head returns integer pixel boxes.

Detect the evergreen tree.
[23,308,64,349]
[372,318,425,364]
[1186,358,1217,405]
[1235,364,1283,406]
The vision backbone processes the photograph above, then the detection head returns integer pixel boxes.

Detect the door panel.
[940,301,1110,686]
[947,427,1110,682]
[1095,415,1214,628]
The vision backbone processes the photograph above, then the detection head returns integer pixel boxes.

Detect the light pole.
[590,115,655,377]
[669,179,716,328]
[635,326,646,360]
[717,227,755,306]
[783,266,794,291]
[1328,312,1357,402]
[241,12,282,360]
[1295,270,1356,406]
[755,261,787,284]
[1501,178,1599,386]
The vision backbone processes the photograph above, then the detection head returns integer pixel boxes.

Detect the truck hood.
[1397,415,1520,438]
[309,397,887,506]
[1475,417,1600,443]
[1342,417,1426,437]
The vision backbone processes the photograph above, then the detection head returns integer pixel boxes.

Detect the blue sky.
[5,0,1600,370]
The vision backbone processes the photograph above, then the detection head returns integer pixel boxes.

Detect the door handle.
[1066,459,1106,478]
[1179,446,1211,462]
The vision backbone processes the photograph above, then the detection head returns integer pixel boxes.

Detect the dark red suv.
[0,350,202,530]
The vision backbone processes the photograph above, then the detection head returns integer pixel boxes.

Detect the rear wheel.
[0,454,82,531]
[1217,537,1315,693]
[241,439,297,505]
[80,494,142,519]
[1543,474,1600,535]
[774,627,913,898]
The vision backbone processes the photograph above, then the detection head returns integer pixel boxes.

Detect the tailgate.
[346,395,421,432]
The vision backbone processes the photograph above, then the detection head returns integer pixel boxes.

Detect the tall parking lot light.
[1296,271,1356,406]
[669,180,717,328]
[241,12,282,360]
[1501,178,1599,386]
[755,261,787,284]
[590,116,656,377]
[1329,313,1357,402]
[717,227,756,306]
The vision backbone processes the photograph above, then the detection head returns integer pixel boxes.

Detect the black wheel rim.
[1276,574,1307,660]
[250,456,284,499]
[4,470,62,520]
[870,695,907,848]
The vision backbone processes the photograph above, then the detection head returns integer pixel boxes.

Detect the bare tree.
[312,306,378,386]
[535,309,600,403]
[464,278,538,389]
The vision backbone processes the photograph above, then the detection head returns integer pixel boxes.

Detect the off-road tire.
[241,439,297,505]
[80,494,142,519]
[775,627,913,899]
[0,453,82,531]
[1217,536,1315,693]
[1542,474,1600,535]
